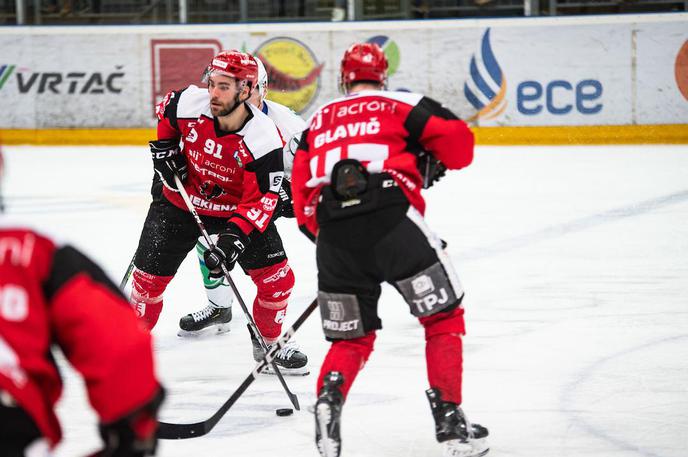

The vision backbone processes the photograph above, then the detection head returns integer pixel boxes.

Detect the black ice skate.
[249,325,309,375]
[426,388,489,457]
[315,371,344,457]
[177,305,231,337]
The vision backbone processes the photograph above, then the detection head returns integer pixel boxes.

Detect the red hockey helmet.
[340,43,388,90]
[202,50,259,88]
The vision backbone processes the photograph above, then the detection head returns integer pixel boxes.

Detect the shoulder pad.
[264,100,307,139]
[176,85,212,119]
[240,104,284,159]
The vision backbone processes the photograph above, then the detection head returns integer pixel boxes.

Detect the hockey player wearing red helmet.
[170,54,310,373]
[0,148,164,456]
[131,50,308,373]
[292,42,490,456]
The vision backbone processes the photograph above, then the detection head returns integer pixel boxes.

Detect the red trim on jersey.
[0,228,160,448]
[157,116,180,140]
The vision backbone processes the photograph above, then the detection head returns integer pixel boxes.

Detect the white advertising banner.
[0,13,686,129]
[635,21,688,124]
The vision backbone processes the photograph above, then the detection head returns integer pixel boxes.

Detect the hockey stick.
[119,252,136,290]
[157,297,318,439]
[172,173,300,411]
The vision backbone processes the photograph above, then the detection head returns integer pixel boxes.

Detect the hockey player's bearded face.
[208,75,249,117]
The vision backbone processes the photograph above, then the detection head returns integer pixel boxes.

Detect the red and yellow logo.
[254,37,323,114]
[676,40,688,102]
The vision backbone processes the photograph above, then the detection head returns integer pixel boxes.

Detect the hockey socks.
[316,332,376,399]
[130,269,172,330]
[248,259,295,342]
[421,307,465,405]
[253,298,288,342]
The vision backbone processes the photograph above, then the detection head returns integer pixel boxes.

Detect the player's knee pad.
[130,269,172,329]
[249,261,294,340]
[396,261,462,318]
[420,306,465,340]
[248,259,295,302]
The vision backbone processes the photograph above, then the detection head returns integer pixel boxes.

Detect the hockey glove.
[150,139,188,191]
[277,178,295,218]
[203,227,248,277]
[417,151,447,189]
[95,387,164,457]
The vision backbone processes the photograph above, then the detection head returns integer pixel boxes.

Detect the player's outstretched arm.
[45,245,164,456]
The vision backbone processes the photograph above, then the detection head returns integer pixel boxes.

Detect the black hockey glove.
[417,151,447,189]
[203,227,248,277]
[150,139,188,191]
[94,388,164,457]
[277,178,295,218]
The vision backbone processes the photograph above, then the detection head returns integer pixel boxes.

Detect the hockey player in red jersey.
[0,151,164,456]
[178,55,306,343]
[131,50,307,374]
[291,43,489,456]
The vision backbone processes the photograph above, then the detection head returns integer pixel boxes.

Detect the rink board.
[1,123,687,145]
[0,13,687,143]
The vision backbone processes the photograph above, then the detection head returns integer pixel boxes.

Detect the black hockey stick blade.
[156,298,318,440]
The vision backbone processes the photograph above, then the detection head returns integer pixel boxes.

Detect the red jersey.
[0,223,160,447]
[292,90,474,239]
[156,85,285,236]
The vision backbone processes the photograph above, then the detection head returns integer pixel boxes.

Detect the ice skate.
[249,325,309,375]
[177,304,231,337]
[426,388,489,457]
[315,371,344,457]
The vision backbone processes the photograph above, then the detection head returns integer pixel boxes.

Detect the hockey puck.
[275,408,294,417]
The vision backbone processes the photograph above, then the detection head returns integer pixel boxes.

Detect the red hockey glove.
[150,139,188,191]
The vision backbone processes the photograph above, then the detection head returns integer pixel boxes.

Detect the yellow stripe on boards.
[1,125,687,146]
[1,129,156,146]
[473,124,688,145]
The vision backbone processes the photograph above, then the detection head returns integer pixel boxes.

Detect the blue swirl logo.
[464,29,507,122]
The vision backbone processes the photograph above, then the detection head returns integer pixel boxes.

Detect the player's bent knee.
[250,260,295,301]
[318,291,367,340]
[331,331,377,353]
[396,261,461,318]
[130,269,172,329]
[420,306,465,339]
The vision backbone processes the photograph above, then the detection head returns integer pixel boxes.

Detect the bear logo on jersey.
[199,181,225,201]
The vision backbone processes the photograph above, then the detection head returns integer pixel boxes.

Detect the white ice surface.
[2,144,687,457]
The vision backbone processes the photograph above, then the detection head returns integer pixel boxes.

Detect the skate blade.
[443,438,489,457]
[316,403,339,457]
[177,323,231,338]
[260,365,311,376]
[261,364,310,376]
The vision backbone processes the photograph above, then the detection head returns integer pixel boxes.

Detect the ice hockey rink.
[2,143,687,457]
